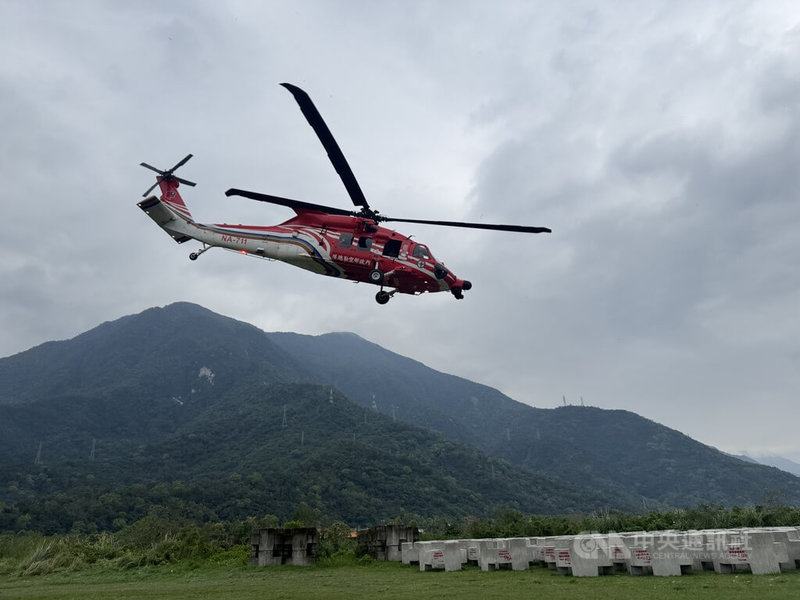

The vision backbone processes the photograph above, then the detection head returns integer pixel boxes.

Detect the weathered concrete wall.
[250,528,318,567]
[358,525,420,561]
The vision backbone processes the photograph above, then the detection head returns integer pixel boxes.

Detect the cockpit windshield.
[412,244,431,260]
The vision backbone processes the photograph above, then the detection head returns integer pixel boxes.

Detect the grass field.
[2,558,800,600]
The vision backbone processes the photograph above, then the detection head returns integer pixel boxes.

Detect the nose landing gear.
[450,280,472,299]
[375,289,397,305]
[189,244,213,261]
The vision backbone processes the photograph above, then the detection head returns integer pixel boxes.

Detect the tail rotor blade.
[142,181,159,197]
[140,154,195,196]
[171,153,193,172]
[140,162,163,175]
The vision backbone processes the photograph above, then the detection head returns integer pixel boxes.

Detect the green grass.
[2,560,799,600]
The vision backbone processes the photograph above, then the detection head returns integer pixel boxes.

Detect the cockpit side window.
[358,236,373,251]
[412,244,431,259]
[338,233,354,247]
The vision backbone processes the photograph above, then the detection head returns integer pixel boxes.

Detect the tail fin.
[137,190,194,244]
[138,155,197,243]
[157,177,194,221]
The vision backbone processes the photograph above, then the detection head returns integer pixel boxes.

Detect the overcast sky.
[2,1,799,463]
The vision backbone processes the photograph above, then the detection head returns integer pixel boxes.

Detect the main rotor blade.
[381,216,552,234]
[281,83,370,210]
[225,188,355,216]
[140,162,163,174]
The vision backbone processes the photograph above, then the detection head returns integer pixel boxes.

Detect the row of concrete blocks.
[401,527,800,576]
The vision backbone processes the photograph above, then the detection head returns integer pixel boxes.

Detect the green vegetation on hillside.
[1,382,624,534]
[3,302,800,539]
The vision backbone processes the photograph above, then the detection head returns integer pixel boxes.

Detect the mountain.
[265,331,800,508]
[2,302,799,534]
[2,380,615,533]
[752,455,800,478]
[0,304,622,532]
[0,303,304,461]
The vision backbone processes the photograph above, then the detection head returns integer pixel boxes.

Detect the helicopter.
[138,83,550,304]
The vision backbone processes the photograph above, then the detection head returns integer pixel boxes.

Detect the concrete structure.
[400,541,419,565]
[417,541,446,571]
[250,528,318,566]
[628,547,653,576]
[358,525,419,561]
[567,534,615,577]
[251,525,800,576]
[443,540,464,571]
[478,539,513,571]
[510,537,531,571]
[401,526,800,578]
[649,545,693,576]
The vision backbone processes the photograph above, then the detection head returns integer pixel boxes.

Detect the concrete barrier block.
[466,544,480,565]
[786,540,800,568]
[569,534,614,577]
[478,539,513,571]
[401,541,418,565]
[555,548,572,575]
[628,547,653,576]
[419,544,445,571]
[510,538,531,571]
[745,531,789,575]
[649,546,693,576]
[443,541,463,572]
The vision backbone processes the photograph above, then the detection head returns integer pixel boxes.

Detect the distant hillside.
[267,331,800,508]
[752,455,800,478]
[2,302,799,535]
[1,380,617,533]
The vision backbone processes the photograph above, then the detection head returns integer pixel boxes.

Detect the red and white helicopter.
[138,83,550,304]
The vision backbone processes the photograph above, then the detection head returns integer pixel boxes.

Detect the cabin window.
[412,244,431,259]
[358,236,373,251]
[382,239,402,258]
[338,233,354,248]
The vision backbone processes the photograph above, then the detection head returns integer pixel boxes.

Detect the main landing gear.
[371,265,397,304]
[368,268,384,284]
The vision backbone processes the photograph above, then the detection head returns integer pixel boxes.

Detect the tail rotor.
[140,154,197,197]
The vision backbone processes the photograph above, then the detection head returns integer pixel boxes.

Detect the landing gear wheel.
[368,269,384,284]
[189,252,199,261]
[375,291,391,305]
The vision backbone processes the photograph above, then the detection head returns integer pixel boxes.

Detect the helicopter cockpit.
[411,244,431,260]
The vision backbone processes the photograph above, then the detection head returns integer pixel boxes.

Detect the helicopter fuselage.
[138,178,470,302]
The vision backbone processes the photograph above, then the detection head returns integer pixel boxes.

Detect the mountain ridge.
[2,302,799,532]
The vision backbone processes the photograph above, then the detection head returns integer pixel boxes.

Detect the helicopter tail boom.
[137,194,194,244]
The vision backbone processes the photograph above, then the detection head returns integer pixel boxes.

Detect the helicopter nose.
[451,278,471,299]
